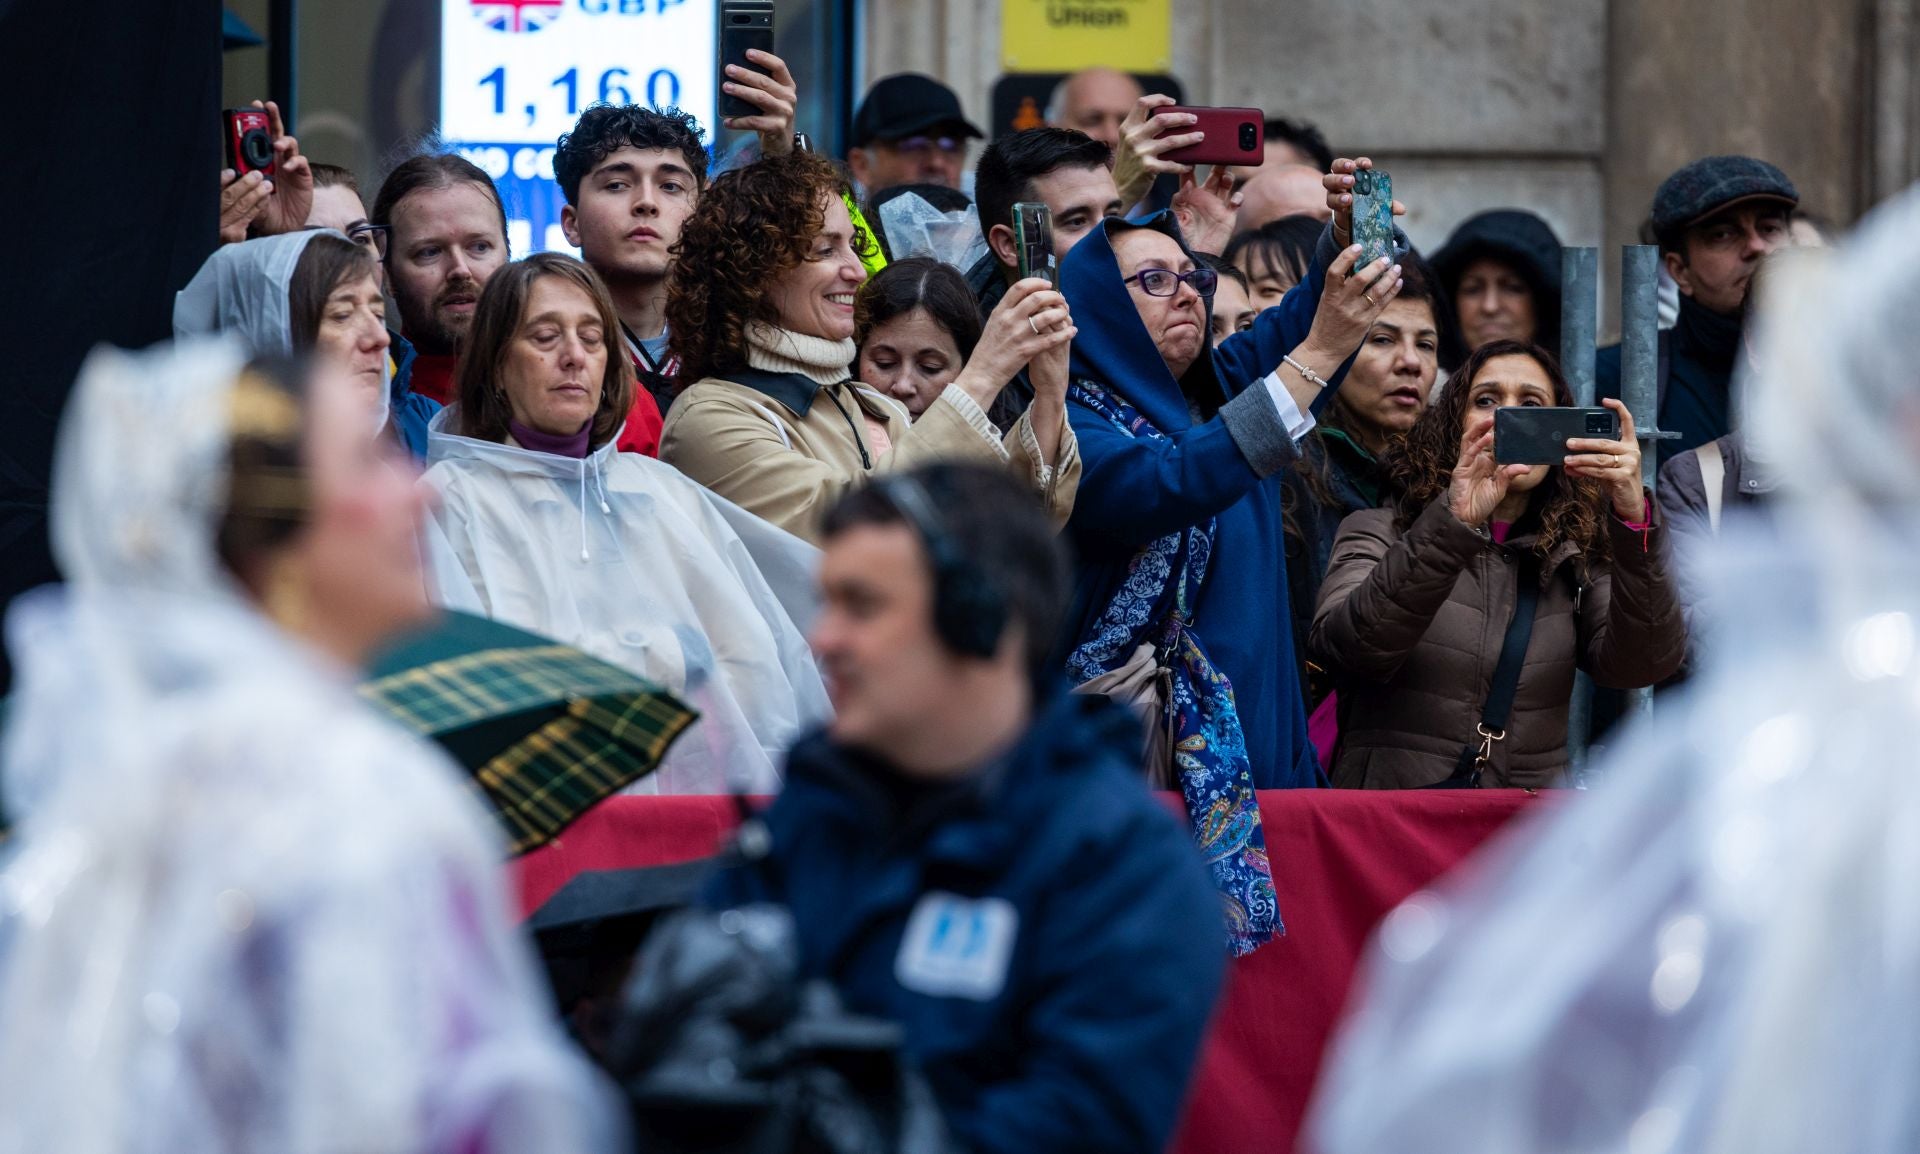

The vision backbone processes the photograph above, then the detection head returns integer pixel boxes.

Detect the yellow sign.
[1000,0,1172,74]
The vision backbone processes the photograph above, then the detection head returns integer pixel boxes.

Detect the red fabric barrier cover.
[511,788,1544,1154]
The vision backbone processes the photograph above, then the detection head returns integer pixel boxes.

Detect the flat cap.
[1652,155,1798,244]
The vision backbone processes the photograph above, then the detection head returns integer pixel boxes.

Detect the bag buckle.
[1474,723,1506,770]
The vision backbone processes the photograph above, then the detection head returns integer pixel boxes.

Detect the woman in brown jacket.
[1310,340,1685,789]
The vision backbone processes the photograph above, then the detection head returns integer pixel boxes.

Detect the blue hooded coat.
[385,327,444,463]
[1059,214,1344,789]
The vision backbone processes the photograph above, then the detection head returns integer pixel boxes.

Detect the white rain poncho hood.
[1309,185,1920,1154]
[420,408,831,794]
[0,340,619,1153]
[174,230,393,432]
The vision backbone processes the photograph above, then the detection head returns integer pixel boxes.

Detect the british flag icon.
[471,0,563,33]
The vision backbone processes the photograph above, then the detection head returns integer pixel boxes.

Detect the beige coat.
[662,373,1079,543]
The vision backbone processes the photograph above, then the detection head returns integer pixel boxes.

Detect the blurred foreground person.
[704,464,1226,1154]
[0,341,617,1152]
[1310,190,1919,1153]
[421,254,828,793]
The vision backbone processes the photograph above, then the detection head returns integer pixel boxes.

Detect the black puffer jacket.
[1430,209,1564,361]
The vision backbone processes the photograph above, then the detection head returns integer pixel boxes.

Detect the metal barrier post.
[1618,244,1664,723]
[1561,247,1599,778]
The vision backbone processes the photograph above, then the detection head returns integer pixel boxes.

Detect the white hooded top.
[173,230,393,432]
[0,339,619,1153]
[419,407,831,794]
[1309,185,1920,1154]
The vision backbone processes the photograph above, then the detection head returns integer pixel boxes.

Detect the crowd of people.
[0,57,1838,1153]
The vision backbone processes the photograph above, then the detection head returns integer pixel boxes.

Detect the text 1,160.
[477,66,684,126]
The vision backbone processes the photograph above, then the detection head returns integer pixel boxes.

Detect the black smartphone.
[1494,406,1620,466]
[1013,203,1054,284]
[719,0,775,120]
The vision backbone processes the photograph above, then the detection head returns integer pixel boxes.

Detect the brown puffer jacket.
[1309,496,1686,789]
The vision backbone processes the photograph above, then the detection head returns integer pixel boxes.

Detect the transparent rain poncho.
[419,408,831,794]
[877,191,992,272]
[0,341,620,1154]
[1309,185,1920,1154]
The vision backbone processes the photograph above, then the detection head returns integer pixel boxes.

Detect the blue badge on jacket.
[894,892,1019,1001]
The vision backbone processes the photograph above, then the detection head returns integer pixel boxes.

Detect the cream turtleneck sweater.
[744,321,893,453]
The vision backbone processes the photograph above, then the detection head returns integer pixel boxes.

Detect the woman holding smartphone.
[1309,340,1686,789]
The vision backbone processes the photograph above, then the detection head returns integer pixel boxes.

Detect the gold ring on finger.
[1363,292,1377,306]
[1030,316,1042,335]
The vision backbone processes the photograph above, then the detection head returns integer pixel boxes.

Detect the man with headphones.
[705,463,1227,1154]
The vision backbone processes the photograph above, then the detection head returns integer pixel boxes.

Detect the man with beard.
[371,155,514,417]
[554,51,796,435]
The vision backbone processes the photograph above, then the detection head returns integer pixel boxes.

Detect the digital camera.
[224,108,276,179]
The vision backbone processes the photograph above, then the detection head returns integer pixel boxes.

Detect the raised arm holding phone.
[1310,340,1683,791]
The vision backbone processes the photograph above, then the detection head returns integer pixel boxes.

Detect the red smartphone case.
[1152,106,1264,168]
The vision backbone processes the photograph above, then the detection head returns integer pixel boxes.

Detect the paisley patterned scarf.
[1065,377,1280,956]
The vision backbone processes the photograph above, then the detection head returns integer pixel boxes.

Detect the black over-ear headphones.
[873,474,1008,660]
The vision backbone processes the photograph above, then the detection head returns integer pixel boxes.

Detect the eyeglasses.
[347,222,391,261]
[884,135,965,158]
[1123,267,1218,298]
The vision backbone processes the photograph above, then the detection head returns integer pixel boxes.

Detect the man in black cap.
[1598,154,1798,463]
[847,73,985,194]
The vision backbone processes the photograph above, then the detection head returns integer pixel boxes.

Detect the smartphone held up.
[1014,203,1055,285]
[718,0,775,119]
[1494,407,1621,467]
[1349,168,1399,267]
[1149,106,1264,168]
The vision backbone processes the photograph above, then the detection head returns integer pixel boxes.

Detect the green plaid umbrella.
[362,612,697,855]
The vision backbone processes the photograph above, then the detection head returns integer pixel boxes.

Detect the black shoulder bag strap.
[1428,552,1540,789]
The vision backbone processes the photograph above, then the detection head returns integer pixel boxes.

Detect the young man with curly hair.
[554,49,797,449]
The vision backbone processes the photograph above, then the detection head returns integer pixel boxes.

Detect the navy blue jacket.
[385,328,443,463]
[1058,214,1343,788]
[705,692,1227,1154]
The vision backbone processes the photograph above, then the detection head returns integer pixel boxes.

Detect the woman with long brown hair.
[1310,340,1686,789]
[660,150,1078,542]
[419,253,829,793]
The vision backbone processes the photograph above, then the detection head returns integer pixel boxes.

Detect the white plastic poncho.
[173,230,393,433]
[877,191,992,272]
[420,408,831,794]
[0,340,620,1154]
[1309,188,1920,1154]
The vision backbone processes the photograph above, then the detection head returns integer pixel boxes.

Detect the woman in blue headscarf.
[1058,162,1401,953]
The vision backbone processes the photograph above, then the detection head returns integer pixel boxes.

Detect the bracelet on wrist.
[1282,354,1332,392]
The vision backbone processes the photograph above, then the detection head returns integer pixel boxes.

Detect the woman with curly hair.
[660,151,1080,542]
[1309,340,1686,789]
